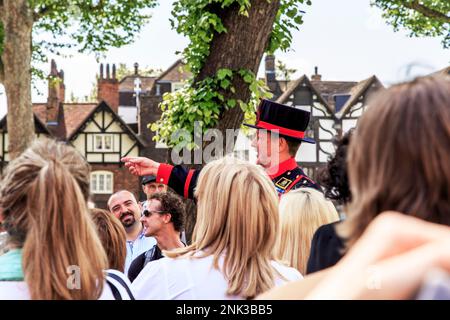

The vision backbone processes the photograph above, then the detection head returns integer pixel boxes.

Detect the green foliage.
[151,68,272,149]
[27,0,158,80]
[268,0,311,53]
[276,59,297,80]
[171,0,309,74]
[155,0,306,148]
[31,0,158,53]
[170,0,249,76]
[372,0,450,48]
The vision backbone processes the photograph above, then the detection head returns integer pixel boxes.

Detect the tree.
[0,0,157,159]
[150,0,310,242]
[153,0,309,155]
[276,59,297,81]
[373,0,450,48]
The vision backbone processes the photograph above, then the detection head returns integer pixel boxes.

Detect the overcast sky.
[0,0,448,117]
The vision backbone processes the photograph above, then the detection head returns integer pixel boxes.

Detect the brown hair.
[148,192,185,232]
[90,208,127,272]
[341,75,450,246]
[0,139,108,299]
[283,136,301,157]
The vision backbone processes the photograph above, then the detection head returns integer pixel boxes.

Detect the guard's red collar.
[267,157,298,180]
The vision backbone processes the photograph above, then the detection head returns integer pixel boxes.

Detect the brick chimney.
[98,63,119,113]
[265,54,278,93]
[46,59,65,123]
[311,66,322,81]
[265,54,276,82]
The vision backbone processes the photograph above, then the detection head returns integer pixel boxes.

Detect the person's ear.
[279,137,289,153]
[163,213,172,224]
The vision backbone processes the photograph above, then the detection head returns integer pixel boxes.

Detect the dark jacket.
[306,221,345,274]
[156,157,320,200]
[128,244,164,283]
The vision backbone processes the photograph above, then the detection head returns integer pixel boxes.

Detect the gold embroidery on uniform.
[275,177,293,190]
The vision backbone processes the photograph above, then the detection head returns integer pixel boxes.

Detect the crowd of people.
[0,74,448,300]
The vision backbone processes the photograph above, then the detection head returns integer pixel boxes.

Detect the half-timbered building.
[0,60,145,208]
[273,64,383,178]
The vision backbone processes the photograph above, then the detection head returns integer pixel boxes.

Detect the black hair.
[317,129,353,205]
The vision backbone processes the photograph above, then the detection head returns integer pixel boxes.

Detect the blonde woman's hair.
[90,208,127,272]
[274,188,340,274]
[0,138,108,299]
[165,157,280,299]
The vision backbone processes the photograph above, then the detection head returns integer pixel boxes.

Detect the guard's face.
[251,130,279,168]
[108,192,141,229]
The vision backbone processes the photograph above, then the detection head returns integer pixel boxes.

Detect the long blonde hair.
[165,157,280,299]
[90,208,127,272]
[274,188,340,274]
[0,139,108,299]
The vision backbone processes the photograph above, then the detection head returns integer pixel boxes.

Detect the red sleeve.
[156,163,174,185]
[184,169,195,198]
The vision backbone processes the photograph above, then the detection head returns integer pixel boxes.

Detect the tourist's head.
[141,192,185,237]
[317,129,353,206]
[166,157,280,298]
[275,188,340,274]
[108,190,141,230]
[90,208,127,272]
[0,138,107,299]
[343,75,450,246]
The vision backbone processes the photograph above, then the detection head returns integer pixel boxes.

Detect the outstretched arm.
[121,156,160,176]
[121,157,200,199]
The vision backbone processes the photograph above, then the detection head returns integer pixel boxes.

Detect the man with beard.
[121,99,320,198]
[108,190,156,274]
[128,192,185,282]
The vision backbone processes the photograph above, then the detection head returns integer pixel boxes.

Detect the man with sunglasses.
[127,192,186,282]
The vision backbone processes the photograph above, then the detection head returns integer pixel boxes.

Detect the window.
[171,82,185,92]
[91,171,114,194]
[334,94,351,113]
[294,87,313,106]
[93,134,113,152]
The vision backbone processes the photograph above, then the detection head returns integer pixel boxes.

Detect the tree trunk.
[197,0,280,141]
[182,1,280,243]
[1,0,35,159]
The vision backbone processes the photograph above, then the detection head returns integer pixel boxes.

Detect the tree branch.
[403,0,450,23]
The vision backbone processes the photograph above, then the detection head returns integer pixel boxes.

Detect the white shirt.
[132,253,302,300]
[125,232,156,275]
[0,270,133,300]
